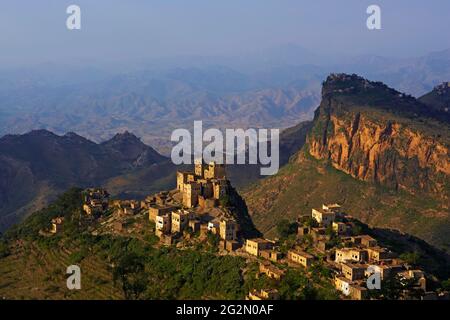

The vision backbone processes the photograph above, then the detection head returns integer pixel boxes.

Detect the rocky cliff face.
[307,74,449,198]
[243,74,450,251]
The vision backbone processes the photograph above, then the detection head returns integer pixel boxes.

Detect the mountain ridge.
[0,130,172,231]
[244,74,450,250]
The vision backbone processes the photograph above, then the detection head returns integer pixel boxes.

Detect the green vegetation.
[276,219,298,239]
[441,279,450,291]
[399,252,422,266]
[0,240,10,259]
[219,194,231,207]
[368,274,423,300]
[244,263,338,300]
[4,187,83,241]
[0,186,345,300]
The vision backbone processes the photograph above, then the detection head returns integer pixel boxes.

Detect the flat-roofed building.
[334,276,368,300]
[171,209,190,233]
[204,162,226,180]
[207,219,220,234]
[259,262,286,280]
[351,235,378,248]
[288,249,314,268]
[349,284,368,300]
[225,240,241,252]
[183,182,201,208]
[297,226,310,236]
[312,208,335,227]
[219,218,237,241]
[341,263,367,281]
[335,276,351,296]
[198,196,217,209]
[155,213,171,233]
[188,219,201,233]
[246,289,279,300]
[245,238,274,256]
[332,222,347,235]
[367,247,391,262]
[260,249,283,262]
[398,270,427,291]
[176,171,195,191]
[212,179,228,200]
[50,217,64,234]
[322,203,343,215]
[365,264,404,280]
[198,179,213,198]
[335,248,368,263]
[149,205,176,222]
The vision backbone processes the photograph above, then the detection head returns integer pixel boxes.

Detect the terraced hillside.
[0,188,340,300]
[0,241,123,300]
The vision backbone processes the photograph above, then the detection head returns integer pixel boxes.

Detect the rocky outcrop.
[244,74,450,251]
[307,74,450,198]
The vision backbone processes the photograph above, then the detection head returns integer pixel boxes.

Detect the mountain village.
[45,162,449,301]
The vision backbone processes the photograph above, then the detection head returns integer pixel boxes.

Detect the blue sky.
[0,0,449,66]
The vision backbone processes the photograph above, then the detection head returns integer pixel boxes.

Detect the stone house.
[341,263,367,281]
[183,182,201,208]
[219,218,237,241]
[260,249,283,262]
[156,213,171,233]
[50,217,64,234]
[171,209,190,233]
[312,208,335,227]
[367,247,391,262]
[246,289,280,300]
[351,235,377,248]
[259,262,286,280]
[287,249,314,268]
[149,205,176,222]
[245,238,274,256]
[332,222,347,235]
[335,248,368,263]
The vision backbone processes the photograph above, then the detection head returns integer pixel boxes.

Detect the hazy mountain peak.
[108,131,141,143]
[27,129,58,137]
[419,81,450,114]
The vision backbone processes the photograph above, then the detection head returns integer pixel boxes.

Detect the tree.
[302,217,318,228]
[370,274,404,300]
[441,278,450,291]
[0,241,10,259]
[399,252,421,265]
[219,195,231,207]
[113,253,148,300]
[276,219,297,238]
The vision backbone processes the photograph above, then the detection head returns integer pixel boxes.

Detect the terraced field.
[0,241,123,300]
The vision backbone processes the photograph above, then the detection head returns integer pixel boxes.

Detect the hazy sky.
[1,0,449,67]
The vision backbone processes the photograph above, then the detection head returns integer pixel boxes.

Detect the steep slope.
[244,74,450,250]
[0,130,171,231]
[308,74,449,196]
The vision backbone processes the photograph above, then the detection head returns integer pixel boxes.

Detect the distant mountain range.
[1,48,449,154]
[0,130,173,231]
